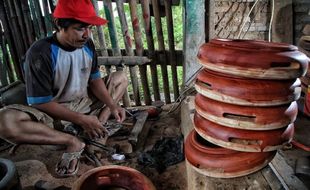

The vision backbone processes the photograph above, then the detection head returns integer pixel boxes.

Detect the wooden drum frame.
[193,113,294,152]
[185,130,277,178]
[197,39,308,79]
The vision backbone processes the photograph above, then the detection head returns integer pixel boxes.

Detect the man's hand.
[77,115,107,139]
[110,105,126,123]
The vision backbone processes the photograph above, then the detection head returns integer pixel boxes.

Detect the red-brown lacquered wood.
[197,39,309,79]
[185,130,277,178]
[195,69,301,106]
[195,94,297,130]
[72,165,156,190]
[193,113,294,152]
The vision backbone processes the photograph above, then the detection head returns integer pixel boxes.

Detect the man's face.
[58,23,93,48]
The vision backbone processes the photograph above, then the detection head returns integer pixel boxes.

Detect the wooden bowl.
[193,112,294,152]
[185,130,277,178]
[197,39,309,79]
[72,165,156,190]
[195,69,301,106]
[195,94,298,130]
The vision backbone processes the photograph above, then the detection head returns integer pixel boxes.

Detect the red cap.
[53,0,108,26]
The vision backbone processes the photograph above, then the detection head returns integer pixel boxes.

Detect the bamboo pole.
[92,0,111,75]
[20,0,35,46]
[1,1,21,80]
[0,38,8,86]
[129,0,152,105]
[33,0,46,37]
[164,0,179,101]
[103,0,131,107]
[116,0,141,106]
[28,0,42,39]
[12,0,28,52]
[141,0,160,101]
[42,0,53,36]
[151,0,171,103]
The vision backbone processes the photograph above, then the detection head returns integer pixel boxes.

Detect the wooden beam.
[97,56,150,66]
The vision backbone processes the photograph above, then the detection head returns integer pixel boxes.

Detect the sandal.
[55,148,84,177]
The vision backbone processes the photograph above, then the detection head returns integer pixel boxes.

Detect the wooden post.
[115,0,141,106]
[103,0,131,107]
[141,0,161,101]
[164,0,180,101]
[129,0,152,105]
[271,0,293,43]
[151,0,171,103]
[183,0,205,85]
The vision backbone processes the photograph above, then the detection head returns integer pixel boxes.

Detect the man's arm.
[89,78,125,122]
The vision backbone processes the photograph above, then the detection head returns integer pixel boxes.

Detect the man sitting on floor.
[0,0,127,177]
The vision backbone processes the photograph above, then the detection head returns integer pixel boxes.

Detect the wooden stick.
[91,0,111,75]
[141,0,161,101]
[116,0,141,106]
[164,0,179,101]
[151,0,171,103]
[129,0,152,105]
[103,0,131,107]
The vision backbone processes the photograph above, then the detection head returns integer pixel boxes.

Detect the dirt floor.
[0,104,187,190]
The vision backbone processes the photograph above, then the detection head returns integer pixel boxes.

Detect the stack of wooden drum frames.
[184,39,309,178]
[298,35,310,94]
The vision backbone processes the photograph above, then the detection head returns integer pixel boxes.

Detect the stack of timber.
[184,39,309,178]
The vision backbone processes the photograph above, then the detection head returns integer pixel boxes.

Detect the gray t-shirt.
[23,33,100,105]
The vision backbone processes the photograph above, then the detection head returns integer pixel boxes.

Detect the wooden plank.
[129,0,152,105]
[164,0,179,101]
[141,0,161,101]
[269,152,308,190]
[151,0,171,103]
[183,0,205,85]
[115,0,141,106]
[103,0,131,107]
[261,166,283,190]
[272,0,293,43]
[128,111,148,146]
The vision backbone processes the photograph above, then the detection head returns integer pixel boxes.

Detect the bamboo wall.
[0,0,183,106]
